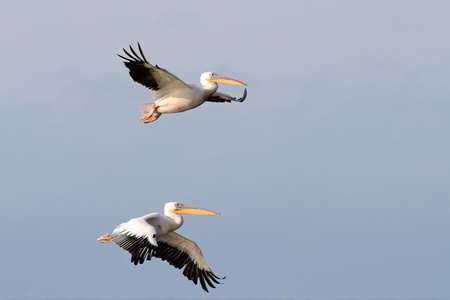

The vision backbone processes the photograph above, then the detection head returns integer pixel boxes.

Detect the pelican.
[118,43,247,124]
[97,202,222,292]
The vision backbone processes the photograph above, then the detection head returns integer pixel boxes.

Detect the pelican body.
[98,202,222,292]
[118,43,247,123]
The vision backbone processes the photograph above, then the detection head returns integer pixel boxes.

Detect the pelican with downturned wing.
[118,43,247,123]
[98,202,223,292]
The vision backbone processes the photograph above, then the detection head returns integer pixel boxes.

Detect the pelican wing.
[118,43,190,94]
[155,232,223,292]
[111,217,158,265]
[207,88,247,103]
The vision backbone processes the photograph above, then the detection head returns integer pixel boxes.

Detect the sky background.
[1,1,450,299]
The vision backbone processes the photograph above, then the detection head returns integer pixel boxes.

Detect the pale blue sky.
[1,1,450,299]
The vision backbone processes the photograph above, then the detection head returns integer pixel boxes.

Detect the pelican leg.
[139,103,161,123]
[142,113,162,123]
[97,234,112,243]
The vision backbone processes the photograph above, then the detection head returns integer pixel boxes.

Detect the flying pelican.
[118,43,247,124]
[97,202,222,292]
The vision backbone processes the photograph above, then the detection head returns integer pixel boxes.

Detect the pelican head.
[165,202,220,216]
[201,72,247,87]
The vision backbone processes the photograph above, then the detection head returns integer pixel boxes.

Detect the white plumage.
[98,202,222,292]
[119,43,247,123]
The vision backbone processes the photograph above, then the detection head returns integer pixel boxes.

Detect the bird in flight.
[98,202,223,292]
[118,43,247,124]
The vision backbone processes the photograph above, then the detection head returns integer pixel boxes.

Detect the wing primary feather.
[137,42,149,63]
[129,45,144,62]
[203,270,216,290]
[209,272,223,284]
[118,43,192,94]
[151,226,224,293]
[122,48,138,62]
[117,54,132,62]
[111,228,156,266]
[240,88,247,102]
[199,274,208,292]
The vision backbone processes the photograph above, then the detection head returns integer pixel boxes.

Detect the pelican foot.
[97,234,112,243]
[140,113,162,124]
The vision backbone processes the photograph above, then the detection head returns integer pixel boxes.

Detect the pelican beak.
[209,75,247,86]
[174,205,220,216]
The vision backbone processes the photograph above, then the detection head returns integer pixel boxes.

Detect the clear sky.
[1,1,450,299]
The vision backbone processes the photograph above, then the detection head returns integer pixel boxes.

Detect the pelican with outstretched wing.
[118,43,247,123]
[98,202,223,292]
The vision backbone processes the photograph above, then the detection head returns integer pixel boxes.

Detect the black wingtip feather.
[122,48,135,61]
[241,88,247,101]
[209,272,222,284]
[117,43,162,91]
[203,271,216,290]
[199,276,208,292]
[137,42,148,62]
[155,240,224,292]
[128,45,142,62]
[117,53,132,62]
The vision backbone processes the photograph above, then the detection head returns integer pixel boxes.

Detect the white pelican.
[97,202,222,292]
[118,43,247,123]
